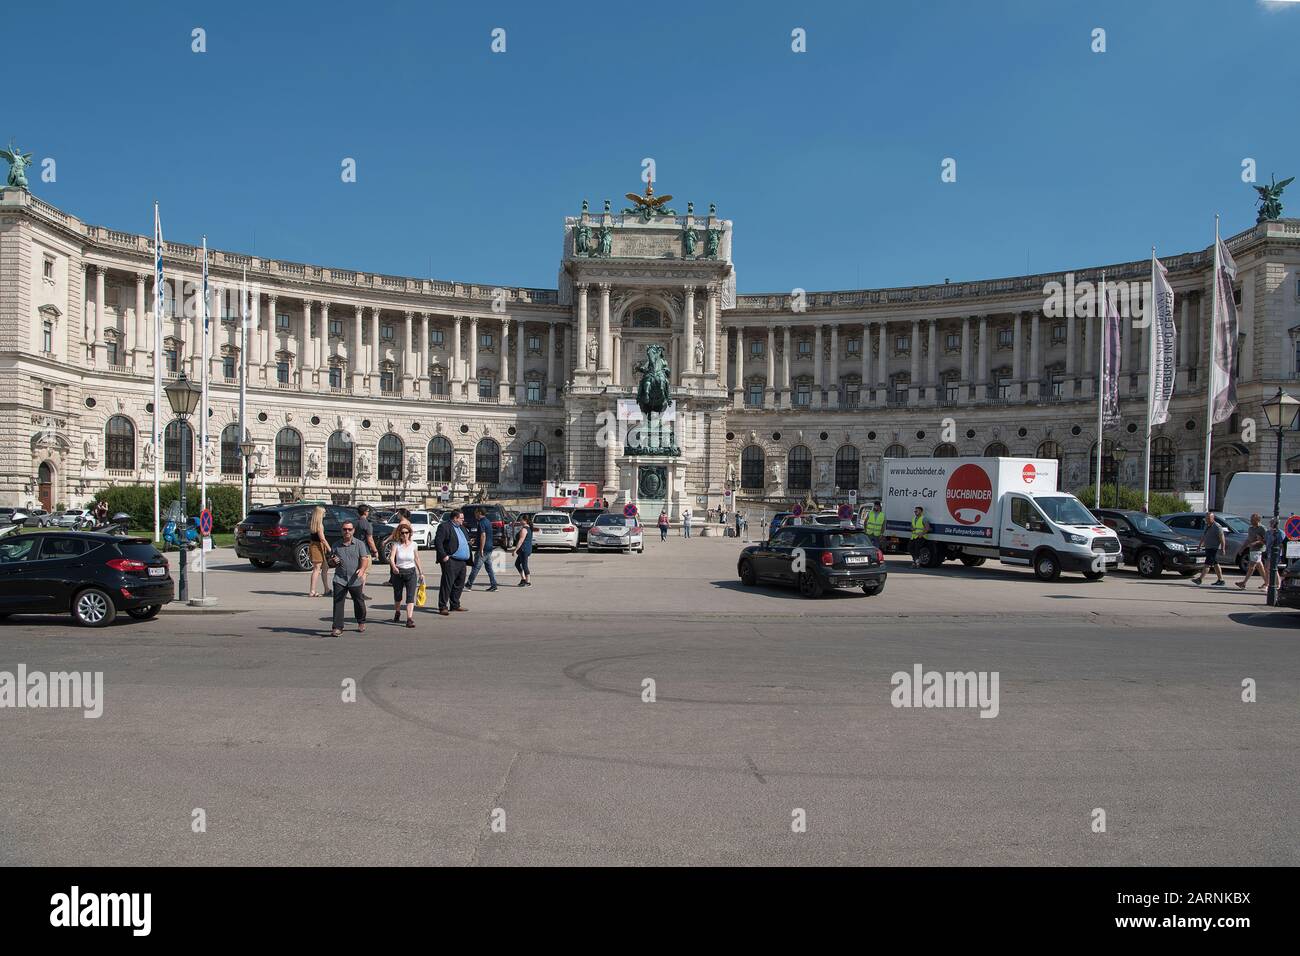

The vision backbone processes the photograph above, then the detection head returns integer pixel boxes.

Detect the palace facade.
[4,185,1299,515]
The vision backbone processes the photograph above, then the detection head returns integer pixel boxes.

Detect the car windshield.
[824,531,873,548]
[573,510,604,521]
[1128,513,1174,535]
[1035,496,1097,526]
[1215,514,1250,534]
[593,515,632,527]
[408,514,428,524]
[533,514,567,525]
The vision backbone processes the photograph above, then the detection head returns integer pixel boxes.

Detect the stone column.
[1028,310,1040,399]
[248,285,261,380]
[926,319,937,403]
[812,324,824,409]
[1012,313,1023,397]
[909,319,920,402]
[765,327,776,408]
[134,273,147,372]
[598,284,611,376]
[877,323,887,405]
[467,316,479,402]
[859,323,870,402]
[576,284,589,372]
[960,316,971,385]
[351,305,364,391]
[419,312,430,394]
[682,286,696,383]
[498,317,511,403]
[263,294,277,383]
[515,319,526,402]
[451,315,463,397]
[318,302,330,387]
[546,320,558,403]
[369,307,380,383]
[1066,310,1077,393]
[977,316,989,400]
[827,325,839,409]
[705,287,718,374]
[780,325,792,409]
[1177,295,1190,391]
[733,326,745,409]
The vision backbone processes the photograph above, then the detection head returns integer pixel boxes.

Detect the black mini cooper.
[738,525,887,598]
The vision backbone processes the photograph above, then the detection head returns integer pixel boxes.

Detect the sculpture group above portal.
[623,182,676,222]
[1254,174,1293,223]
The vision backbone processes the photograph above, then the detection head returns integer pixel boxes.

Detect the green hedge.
[84,482,244,534]
[1069,485,1190,515]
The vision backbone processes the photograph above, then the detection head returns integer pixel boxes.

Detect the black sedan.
[0,532,173,626]
[738,525,887,598]
[1091,508,1203,577]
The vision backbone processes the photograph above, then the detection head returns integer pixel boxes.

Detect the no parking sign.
[1286,515,1300,540]
[623,503,638,519]
[199,508,213,537]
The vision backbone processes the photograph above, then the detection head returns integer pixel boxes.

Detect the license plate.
[844,556,868,564]
[148,566,166,577]
[245,530,260,537]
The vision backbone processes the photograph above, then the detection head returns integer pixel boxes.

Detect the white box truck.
[1223,472,1300,524]
[882,457,1121,580]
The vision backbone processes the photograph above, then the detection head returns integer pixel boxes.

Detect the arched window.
[984,441,1009,457]
[884,443,907,459]
[105,415,135,471]
[741,445,765,490]
[1037,440,1063,489]
[1089,439,1117,486]
[327,430,353,480]
[378,434,404,482]
[476,438,500,484]
[788,445,811,491]
[275,428,302,479]
[934,443,958,458]
[1150,437,1175,491]
[164,420,193,474]
[522,441,546,487]
[220,423,243,475]
[427,436,453,483]
[835,445,859,490]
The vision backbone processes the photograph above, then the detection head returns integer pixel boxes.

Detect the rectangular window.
[747,383,763,406]
[847,337,860,354]
[945,383,960,402]
[526,380,541,403]
[1049,375,1062,398]
[329,367,342,389]
[380,370,395,392]
[749,340,763,356]
[895,335,910,352]
[106,341,119,366]
[43,323,53,352]
[480,332,493,349]
[996,375,1010,399]
[381,325,394,341]
[276,313,290,331]
[277,361,289,384]
[845,383,860,406]
[997,328,1013,348]
[797,339,811,355]
[478,376,494,398]
[329,318,343,337]
[794,382,811,406]
[429,375,445,397]
[43,257,54,280]
[1051,323,1066,344]
[946,332,960,351]
[165,349,177,373]
[223,356,235,379]
[528,334,541,352]
[42,387,53,410]
[893,385,908,404]
[430,329,445,347]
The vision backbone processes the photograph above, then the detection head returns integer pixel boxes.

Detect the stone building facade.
[3,184,1299,516]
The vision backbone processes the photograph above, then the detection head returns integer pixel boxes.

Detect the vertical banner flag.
[152,203,164,542]
[200,237,210,512]
[1102,283,1122,428]
[1212,237,1239,423]
[1149,256,1176,426]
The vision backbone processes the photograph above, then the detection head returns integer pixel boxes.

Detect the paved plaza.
[1,535,1296,866]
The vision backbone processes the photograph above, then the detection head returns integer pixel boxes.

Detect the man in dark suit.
[434,508,472,615]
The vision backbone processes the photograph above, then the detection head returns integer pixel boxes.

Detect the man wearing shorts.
[1191,512,1226,587]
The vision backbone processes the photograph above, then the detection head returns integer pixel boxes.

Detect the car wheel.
[294,543,313,572]
[249,558,276,570]
[959,555,985,567]
[1033,550,1061,582]
[1137,549,1162,578]
[126,604,162,620]
[1237,551,1249,574]
[798,572,825,598]
[380,542,392,564]
[73,587,116,627]
[861,580,885,596]
[915,543,937,568]
[739,559,757,586]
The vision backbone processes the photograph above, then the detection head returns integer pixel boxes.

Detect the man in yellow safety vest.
[864,501,885,544]
[909,505,931,568]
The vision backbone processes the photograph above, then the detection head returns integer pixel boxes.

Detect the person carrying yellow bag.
[415,581,427,607]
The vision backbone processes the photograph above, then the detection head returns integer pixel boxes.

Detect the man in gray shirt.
[330,520,371,636]
[1191,513,1226,587]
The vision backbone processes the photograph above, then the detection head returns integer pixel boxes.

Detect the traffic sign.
[623,503,638,518]
[848,489,857,503]
[199,508,213,536]
[792,504,803,517]
[1286,515,1300,540]
[838,503,853,520]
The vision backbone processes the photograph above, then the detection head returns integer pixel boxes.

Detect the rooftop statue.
[1,141,34,190]
[1254,174,1293,223]
[623,181,676,222]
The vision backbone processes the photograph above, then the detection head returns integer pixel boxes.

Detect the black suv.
[570,508,606,546]
[738,525,887,598]
[455,503,517,548]
[1091,508,1203,578]
[0,532,173,626]
[235,504,397,570]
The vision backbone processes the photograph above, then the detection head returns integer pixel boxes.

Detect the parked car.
[0,531,173,626]
[768,511,795,538]
[235,504,398,570]
[587,513,644,553]
[570,507,606,545]
[455,502,516,548]
[530,511,578,551]
[1159,512,1251,571]
[1276,559,1300,609]
[738,525,887,598]
[1091,508,1202,577]
[405,510,436,549]
[53,508,91,529]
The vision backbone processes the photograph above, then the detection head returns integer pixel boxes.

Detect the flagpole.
[197,236,210,604]
[1144,247,1156,513]
[1095,270,1105,508]
[240,265,248,520]
[1203,216,1219,508]
[152,202,163,543]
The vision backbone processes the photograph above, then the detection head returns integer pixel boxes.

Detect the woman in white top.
[386,523,425,628]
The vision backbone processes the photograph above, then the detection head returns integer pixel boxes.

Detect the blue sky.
[10,0,1298,291]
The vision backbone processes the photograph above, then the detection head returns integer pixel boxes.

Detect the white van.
[1223,472,1300,524]
[883,457,1121,581]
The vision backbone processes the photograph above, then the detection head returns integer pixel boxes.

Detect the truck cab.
[993,492,1120,580]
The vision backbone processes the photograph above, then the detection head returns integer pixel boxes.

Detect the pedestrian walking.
[307,505,331,597]
[734,509,742,540]
[1190,512,1226,586]
[434,509,471,615]
[355,503,379,563]
[864,501,886,548]
[329,520,371,637]
[908,505,930,567]
[387,523,424,626]
[682,507,692,539]
[465,506,499,592]
[1237,513,1268,591]
[718,509,726,535]
[509,514,534,587]
[740,512,749,542]
[658,509,669,541]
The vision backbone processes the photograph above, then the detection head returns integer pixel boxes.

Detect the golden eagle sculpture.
[623,182,676,221]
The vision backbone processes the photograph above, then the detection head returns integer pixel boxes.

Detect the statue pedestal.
[617,454,688,519]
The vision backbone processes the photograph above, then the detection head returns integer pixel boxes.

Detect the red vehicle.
[543,481,601,510]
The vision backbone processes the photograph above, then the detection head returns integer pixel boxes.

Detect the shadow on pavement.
[710,580,869,601]
[1228,611,1300,629]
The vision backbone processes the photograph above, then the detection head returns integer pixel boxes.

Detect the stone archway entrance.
[38,461,54,511]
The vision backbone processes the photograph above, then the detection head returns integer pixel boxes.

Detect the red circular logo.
[1022,464,1036,484]
[946,463,994,525]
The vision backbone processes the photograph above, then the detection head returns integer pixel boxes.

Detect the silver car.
[1158,512,1251,571]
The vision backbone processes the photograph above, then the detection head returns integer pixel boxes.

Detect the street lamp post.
[391,467,400,509]
[164,372,202,603]
[240,439,257,515]
[1261,388,1299,606]
[1112,446,1127,509]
